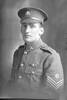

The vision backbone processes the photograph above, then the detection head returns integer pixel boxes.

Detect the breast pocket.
[25,63,36,74]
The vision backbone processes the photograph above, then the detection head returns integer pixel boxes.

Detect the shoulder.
[13,45,25,58]
[41,44,63,74]
[40,43,59,57]
[40,43,62,65]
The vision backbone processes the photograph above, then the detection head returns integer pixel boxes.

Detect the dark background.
[0,0,67,99]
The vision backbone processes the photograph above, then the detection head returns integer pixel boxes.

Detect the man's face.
[20,22,44,42]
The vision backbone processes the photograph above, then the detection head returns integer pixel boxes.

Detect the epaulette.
[40,43,57,55]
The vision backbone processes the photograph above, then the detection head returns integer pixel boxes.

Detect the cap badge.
[25,11,30,16]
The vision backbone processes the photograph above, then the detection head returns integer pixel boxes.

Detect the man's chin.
[24,38,34,43]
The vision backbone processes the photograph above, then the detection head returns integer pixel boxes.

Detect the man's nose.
[26,25,30,33]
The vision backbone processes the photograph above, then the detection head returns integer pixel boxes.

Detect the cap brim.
[21,18,41,23]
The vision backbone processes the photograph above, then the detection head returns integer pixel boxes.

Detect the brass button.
[32,71,35,74]
[24,51,27,54]
[20,63,24,67]
[32,64,35,66]
[18,75,22,79]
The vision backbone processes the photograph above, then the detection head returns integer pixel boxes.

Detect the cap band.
[31,17,41,21]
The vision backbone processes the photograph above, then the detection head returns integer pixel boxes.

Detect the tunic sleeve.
[44,53,64,92]
[11,50,18,80]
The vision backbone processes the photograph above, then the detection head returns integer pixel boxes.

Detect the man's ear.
[40,27,44,35]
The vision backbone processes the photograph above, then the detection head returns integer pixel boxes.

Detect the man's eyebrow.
[21,22,30,25]
[21,22,34,25]
[21,22,27,25]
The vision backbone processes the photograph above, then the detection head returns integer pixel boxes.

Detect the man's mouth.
[24,34,32,37]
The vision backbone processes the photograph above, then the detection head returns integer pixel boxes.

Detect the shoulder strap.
[40,43,57,55]
[40,44,52,54]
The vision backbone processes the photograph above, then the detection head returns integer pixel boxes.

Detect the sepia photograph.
[0,0,67,100]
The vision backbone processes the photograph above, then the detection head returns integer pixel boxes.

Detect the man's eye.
[30,24,35,28]
[23,24,27,28]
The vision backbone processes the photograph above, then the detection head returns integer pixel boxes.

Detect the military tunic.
[10,42,64,98]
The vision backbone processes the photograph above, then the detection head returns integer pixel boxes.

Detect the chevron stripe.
[47,75,63,89]
[47,75,57,84]
[47,79,57,89]
[47,76,58,89]
[47,75,63,85]
[56,80,64,89]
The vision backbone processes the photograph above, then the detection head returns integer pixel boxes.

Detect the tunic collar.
[24,39,45,51]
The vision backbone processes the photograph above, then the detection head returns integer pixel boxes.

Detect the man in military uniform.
[10,7,64,98]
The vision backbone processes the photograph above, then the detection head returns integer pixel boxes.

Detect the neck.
[24,38,44,49]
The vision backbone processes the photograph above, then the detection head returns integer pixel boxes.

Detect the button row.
[21,63,35,67]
